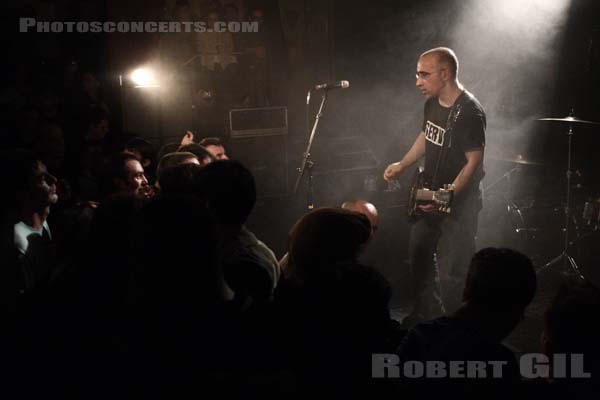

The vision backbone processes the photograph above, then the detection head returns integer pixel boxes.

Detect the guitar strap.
[430,90,469,189]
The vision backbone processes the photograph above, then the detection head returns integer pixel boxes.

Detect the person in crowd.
[199,136,229,160]
[158,162,204,195]
[155,151,200,190]
[128,195,245,397]
[103,153,152,199]
[396,247,536,396]
[1,150,59,296]
[530,279,600,398]
[341,199,380,240]
[194,160,279,304]
[124,137,157,184]
[178,143,216,165]
[275,207,400,396]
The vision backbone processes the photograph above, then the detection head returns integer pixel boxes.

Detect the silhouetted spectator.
[396,247,536,397]
[158,162,203,195]
[275,207,398,395]
[199,136,229,160]
[533,279,600,398]
[128,195,245,397]
[195,160,279,303]
[156,151,199,189]
[178,143,216,165]
[342,199,380,240]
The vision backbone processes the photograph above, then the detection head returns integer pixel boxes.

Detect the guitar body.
[407,166,455,221]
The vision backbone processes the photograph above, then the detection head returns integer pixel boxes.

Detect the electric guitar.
[407,167,455,220]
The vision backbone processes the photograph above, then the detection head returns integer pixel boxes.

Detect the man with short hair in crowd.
[104,153,151,199]
[195,160,279,304]
[396,247,536,396]
[1,150,59,295]
[199,137,229,160]
[177,143,216,166]
[341,199,379,240]
[125,137,157,183]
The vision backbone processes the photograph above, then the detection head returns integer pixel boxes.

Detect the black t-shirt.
[421,90,486,191]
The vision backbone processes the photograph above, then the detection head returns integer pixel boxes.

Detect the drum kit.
[481,110,600,283]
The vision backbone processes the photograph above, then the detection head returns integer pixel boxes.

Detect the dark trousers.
[407,192,480,318]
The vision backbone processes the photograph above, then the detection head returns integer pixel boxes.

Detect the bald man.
[341,200,379,239]
[383,47,486,326]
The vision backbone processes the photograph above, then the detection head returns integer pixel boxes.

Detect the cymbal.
[491,155,544,165]
[537,116,600,125]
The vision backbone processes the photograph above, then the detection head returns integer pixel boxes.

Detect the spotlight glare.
[130,68,157,87]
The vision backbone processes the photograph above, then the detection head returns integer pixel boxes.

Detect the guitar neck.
[416,189,435,201]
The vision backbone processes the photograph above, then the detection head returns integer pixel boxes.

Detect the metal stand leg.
[539,115,585,280]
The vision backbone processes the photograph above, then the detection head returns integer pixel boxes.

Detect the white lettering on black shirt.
[424,120,446,147]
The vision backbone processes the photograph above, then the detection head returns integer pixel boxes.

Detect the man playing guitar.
[384,47,486,326]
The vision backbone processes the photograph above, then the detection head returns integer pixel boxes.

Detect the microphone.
[314,80,349,91]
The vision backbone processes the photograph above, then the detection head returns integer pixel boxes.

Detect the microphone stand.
[293,89,328,210]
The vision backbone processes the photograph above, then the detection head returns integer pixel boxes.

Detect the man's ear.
[441,68,451,82]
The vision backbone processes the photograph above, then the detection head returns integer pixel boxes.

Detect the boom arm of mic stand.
[293,91,328,204]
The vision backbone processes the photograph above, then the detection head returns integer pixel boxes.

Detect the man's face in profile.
[205,145,228,160]
[29,161,58,210]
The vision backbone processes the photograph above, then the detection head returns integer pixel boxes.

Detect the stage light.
[130,68,159,88]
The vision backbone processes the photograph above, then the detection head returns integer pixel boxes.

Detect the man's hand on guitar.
[384,162,404,181]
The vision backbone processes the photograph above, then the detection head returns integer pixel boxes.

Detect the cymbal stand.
[537,120,585,279]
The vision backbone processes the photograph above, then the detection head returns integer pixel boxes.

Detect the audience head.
[463,248,536,310]
[157,142,182,162]
[1,149,58,218]
[199,137,228,160]
[106,153,149,198]
[194,160,255,225]
[287,207,371,279]
[156,151,199,185]
[157,162,203,195]
[461,247,536,337]
[341,200,379,238]
[177,143,216,165]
